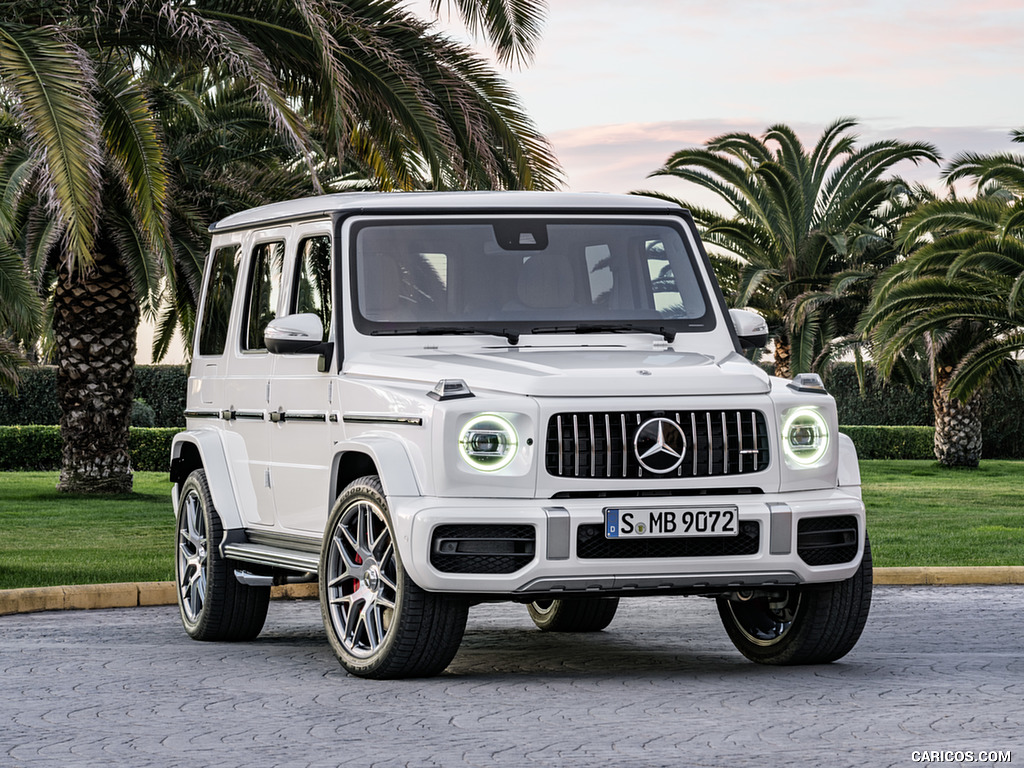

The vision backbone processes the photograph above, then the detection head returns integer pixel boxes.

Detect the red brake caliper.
[352,552,362,592]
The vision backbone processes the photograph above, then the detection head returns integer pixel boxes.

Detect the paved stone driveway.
[2,586,1021,768]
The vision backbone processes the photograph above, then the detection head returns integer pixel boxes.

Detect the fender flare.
[331,435,424,575]
[836,432,862,490]
[170,429,249,531]
[332,435,422,499]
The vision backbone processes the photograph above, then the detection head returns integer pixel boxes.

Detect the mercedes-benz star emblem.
[633,417,687,474]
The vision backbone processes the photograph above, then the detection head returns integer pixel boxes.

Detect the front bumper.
[388,487,866,595]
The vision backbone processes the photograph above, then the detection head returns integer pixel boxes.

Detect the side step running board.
[223,542,320,574]
[234,570,275,587]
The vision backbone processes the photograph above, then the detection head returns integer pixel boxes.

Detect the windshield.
[350,217,714,339]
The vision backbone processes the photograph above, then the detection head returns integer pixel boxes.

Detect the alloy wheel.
[324,498,399,658]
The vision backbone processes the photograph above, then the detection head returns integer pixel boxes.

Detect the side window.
[242,241,285,351]
[293,236,332,342]
[197,245,242,356]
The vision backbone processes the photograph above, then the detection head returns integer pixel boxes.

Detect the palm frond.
[0,24,103,269]
[96,62,171,297]
[429,0,546,66]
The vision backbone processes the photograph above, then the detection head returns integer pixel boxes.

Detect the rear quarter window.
[197,244,242,356]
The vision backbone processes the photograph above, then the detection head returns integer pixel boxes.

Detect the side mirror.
[265,313,333,360]
[729,308,769,349]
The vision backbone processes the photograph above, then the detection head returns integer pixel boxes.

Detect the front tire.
[319,476,468,679]
[717,535,873,665]
[175,469,270,641]
[527,597,619,632]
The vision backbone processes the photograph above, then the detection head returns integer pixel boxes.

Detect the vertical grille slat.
[605,414,612,479]
[589,414,596,478]
[690,413,698,476]
[556,415,564,476]
[706,412,713,476]
[572,414,580,477]
[546,409,770,480]
[737,415,745,475]
[722,412,729,475]
[620,414,628,478]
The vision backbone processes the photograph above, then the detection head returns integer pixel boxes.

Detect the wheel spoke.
[344,597,364,643]
[185,497,204,547]
[371,526,389,557]
[340,522,359,554]
[363,605,380,649]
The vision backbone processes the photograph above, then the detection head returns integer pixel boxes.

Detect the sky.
[141,0,1024,363]
[416,0,1024,197]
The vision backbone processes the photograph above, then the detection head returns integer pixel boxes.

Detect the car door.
[223,229,288,527]
[268,226,338,534]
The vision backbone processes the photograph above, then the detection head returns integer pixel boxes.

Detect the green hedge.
[0,365,187,428]
[0,426,181,472]
[840,425,935,460]
[134,366,189,428]
[2,361,1021,457]
[825,362,1024,459]
[0,425,934,472]
[826,365,932,426]
[0,367,61,426]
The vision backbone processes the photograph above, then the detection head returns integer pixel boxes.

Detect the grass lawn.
[0,462,1022,590]
[0,472,174,590]
[860,460,1024,567]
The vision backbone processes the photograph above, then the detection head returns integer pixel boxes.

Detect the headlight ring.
[782,407,829,466]
[458,414,518,471]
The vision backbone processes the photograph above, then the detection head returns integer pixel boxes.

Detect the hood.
[344,346,770,397]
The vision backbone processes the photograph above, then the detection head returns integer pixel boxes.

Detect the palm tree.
[862,130,1024,467]
[147,68,366,362]
[789,181,940,386]
[0,209,41,394]
[639,119,939,378]
[0,113,44,393]
[0,0,558,493]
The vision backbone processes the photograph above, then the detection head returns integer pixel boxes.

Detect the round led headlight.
[782,407,829,466]
[458,414,518,471]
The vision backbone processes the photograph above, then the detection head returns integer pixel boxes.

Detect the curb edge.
[3,569,1023,617]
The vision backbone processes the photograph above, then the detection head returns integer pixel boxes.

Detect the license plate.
[605,506,739,539]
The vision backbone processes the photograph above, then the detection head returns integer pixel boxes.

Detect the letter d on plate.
[606,509,619,538]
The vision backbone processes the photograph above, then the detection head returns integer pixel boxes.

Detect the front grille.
[430,524,536,574]
[546,410,770,480]
[797,516,859,566]
[576,521,760,559]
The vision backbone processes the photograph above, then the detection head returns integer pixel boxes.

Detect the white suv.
[171,191,871,678]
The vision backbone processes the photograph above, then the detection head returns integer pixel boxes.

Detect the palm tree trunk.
[773,335,793,379]
[53,243,139,493]
[932,366,983,468]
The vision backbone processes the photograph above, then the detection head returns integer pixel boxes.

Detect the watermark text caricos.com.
[911,752,1012,763]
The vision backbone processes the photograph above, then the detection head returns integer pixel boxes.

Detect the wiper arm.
[370,326,520,345]
[530,323,676,343]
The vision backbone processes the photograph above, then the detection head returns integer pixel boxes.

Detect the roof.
[208,190,685,233]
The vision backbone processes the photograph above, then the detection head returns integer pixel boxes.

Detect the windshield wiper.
[370,326,520,345]
[529,323,676,343]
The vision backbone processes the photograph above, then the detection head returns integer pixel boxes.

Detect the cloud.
[548,119,1021,197]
